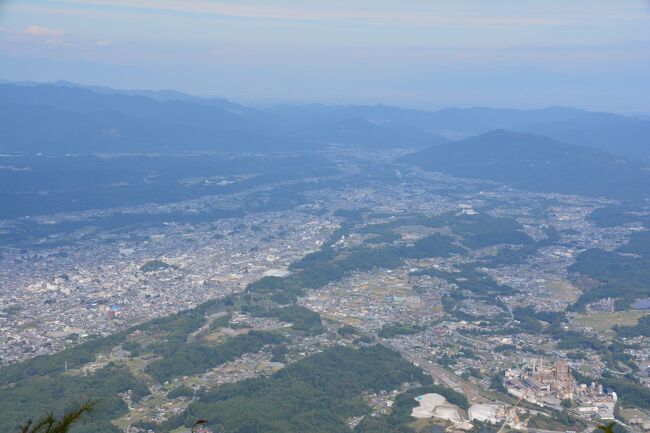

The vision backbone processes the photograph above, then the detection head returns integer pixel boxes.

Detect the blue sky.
[1,0,649,111]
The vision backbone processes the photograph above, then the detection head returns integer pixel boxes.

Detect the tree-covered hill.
[400,130,650,199]
[163,345,431,433]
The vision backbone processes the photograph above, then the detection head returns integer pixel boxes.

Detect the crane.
[496,387,529,433]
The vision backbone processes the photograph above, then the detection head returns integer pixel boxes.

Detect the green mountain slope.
[400,129,650,199]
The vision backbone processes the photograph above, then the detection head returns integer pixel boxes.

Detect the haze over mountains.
[1,80,649,201]
[1,81,648,154]
[515,113,650,161]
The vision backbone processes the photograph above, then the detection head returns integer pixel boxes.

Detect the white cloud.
[44,38,67,46]
[95,39,113,46]
[24,25,65,37]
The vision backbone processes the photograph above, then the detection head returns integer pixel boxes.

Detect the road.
[379,338,491,404]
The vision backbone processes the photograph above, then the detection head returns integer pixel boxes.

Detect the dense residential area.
[1,2,650,431]
[1,142,649,433]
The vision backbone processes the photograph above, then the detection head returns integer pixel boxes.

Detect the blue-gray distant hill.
[399,130,650,199]
[2,81,647,156]
[289,117,449,148]
[269,103,649,159]
[0,83,300,153]
[267,104,585,134]
[515,112,650,161]
[0,83,446,153]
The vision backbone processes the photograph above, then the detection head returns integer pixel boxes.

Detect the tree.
[561,398,573,408]
[192,419,209,432]
[20,401,96,433]
[596,422,626,433]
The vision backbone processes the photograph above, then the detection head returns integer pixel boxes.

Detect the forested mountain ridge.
[0,84,442,153]
[399,129,650,199]
[2,82,647,157]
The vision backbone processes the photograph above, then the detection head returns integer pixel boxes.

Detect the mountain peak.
[399,129,649,199]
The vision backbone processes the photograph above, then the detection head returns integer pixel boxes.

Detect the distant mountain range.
[0,82,291,153]
[2,80,648,158]
[0,82,444,153]
[267,103,585,135]
[267,103,650,160]
[514,112,650,160]
[0,79,204,102]
[1,80,649,199]
[399,130,650,199]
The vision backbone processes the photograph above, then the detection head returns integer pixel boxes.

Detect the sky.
[1,0,649,112]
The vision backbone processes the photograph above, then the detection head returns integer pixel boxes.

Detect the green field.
[573,311,648,335]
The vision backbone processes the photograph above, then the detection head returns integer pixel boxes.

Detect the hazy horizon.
[1,0,649,112]
[5,77,649,116]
